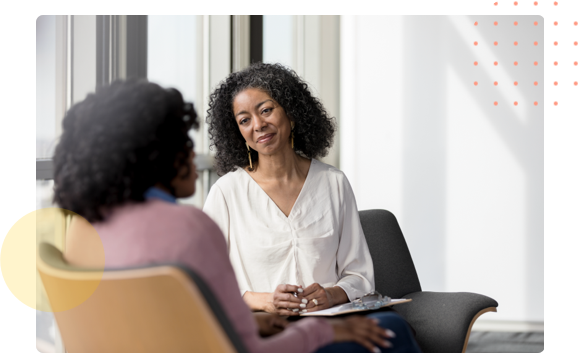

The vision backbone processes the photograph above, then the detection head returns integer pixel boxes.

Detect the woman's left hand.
[253,312,288,337]
[302,283,348,312]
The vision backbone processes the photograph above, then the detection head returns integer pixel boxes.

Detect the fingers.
[277,283,303,294]
[302,285,329,310]
[351,317,393,352]
[272,316,289,329]
[302,282,321,296]
[274,292,303,303]
[276,308,300,316]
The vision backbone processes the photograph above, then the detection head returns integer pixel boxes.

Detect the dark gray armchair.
[359,209,498,353]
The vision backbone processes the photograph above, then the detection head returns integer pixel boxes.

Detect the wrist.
[249,292,274,312]
[326,286,348,307]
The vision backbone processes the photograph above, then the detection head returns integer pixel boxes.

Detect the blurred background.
[36,15,543,352]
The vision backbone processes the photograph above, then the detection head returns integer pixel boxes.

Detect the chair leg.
[461,307,498,353]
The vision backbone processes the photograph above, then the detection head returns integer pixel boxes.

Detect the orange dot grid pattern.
[477,15,547,106]
[492,0,558,6]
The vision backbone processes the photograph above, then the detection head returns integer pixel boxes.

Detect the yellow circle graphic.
[1,208,104,312]
[1,209,37,308]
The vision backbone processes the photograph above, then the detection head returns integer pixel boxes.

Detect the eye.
[240,117,249,125]
[261,107,273,115]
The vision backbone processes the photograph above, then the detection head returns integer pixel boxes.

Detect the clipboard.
[300,298,412,316]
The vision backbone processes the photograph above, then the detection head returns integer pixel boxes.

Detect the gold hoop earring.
[290,121,295,149]
[246,142,253,170]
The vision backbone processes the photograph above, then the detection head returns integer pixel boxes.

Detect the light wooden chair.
[37,242,248,353]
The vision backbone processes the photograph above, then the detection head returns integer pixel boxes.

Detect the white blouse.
[203,159,375,301]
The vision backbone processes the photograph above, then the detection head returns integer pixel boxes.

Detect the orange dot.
[474,41,478,46]
[474,21,478,26]
[534,101,538,106]
[494,2,498,5]
[514,41,518,46]
[474,81,478,86]
[534,21,538,26]
[534,81,538,85]
[554,81,558,86]
[575,81,579,86]
[554,1,558,5]
[575,21,579,26]
[534,61,538,66]
[575,41,578,46]
[554,101,558,106]
[514,1,518,5]
[514,81,518,86]
[494,61,498,66]
[534,41,538,46]
[514,21,518,26]
[554,21,558,26]
[534,1,538,4]
[575,61,579,66]
[494,41,498,46]
[494,81,498,86]
[494,21,498,26]
[514,61,518,66]
[554,61,558,66]
[554,41,558,46]
[474,61,479,66]
[494,101,498,106]
[514,101,518,106]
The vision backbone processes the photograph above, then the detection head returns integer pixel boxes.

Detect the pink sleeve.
[176,208,334,353]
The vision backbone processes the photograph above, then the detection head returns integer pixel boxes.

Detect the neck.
[252,147,305,182]
[153,182,173,195]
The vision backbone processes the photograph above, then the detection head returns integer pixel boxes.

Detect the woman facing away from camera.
[53,79,421,353]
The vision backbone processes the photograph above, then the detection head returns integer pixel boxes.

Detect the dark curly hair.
[53,79,199,222]
[206,62,336,176]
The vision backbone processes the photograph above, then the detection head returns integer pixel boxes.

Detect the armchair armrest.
[393,291,498,353]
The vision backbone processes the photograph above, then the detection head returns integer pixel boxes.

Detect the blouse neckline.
[238,158,317,219]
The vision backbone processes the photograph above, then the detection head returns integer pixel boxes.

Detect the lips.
[257,134,275,143]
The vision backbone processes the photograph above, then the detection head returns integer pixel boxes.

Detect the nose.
[252,114,267,131]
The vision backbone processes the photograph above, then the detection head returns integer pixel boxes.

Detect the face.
[232,88,293,156]
[171,148,197,198]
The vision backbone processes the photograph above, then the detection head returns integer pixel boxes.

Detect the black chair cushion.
[394,291,499,353]
[359,209,422,298]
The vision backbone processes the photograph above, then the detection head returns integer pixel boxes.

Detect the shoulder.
[141,200,221,234]
[310,159,351,186]
[209,168,247,194]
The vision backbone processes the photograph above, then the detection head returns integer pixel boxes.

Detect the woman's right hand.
[266,284,307,316]
[329,316,395,353]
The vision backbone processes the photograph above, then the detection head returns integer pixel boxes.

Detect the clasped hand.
[269,283,336,316]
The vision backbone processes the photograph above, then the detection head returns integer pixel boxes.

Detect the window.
[36,16,57,159]
[147,15,205,206]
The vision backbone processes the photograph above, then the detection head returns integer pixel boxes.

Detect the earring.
[246,142,253,170]
[290,121,295,149]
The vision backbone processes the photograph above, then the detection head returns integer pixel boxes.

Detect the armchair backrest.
[359,209,422,298]
[37,242,248,353]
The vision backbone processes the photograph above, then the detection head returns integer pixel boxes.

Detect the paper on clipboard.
[300,298,412,316]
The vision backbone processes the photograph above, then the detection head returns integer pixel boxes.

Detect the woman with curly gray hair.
[204,63,376,318]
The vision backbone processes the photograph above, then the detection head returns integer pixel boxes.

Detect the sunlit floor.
[37,311,56,353]
[466,331,544,353]
[36,332,545,353]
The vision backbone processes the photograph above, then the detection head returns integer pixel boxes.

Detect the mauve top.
[93,199,334,353]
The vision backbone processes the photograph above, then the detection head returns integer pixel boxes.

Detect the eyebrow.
[235,99,274,118]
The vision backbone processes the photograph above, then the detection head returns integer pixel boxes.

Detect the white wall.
[341,16,543,323]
